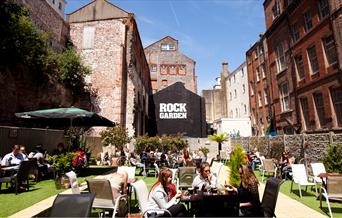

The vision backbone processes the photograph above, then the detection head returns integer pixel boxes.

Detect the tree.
[229,145,246,187]
[322,144,342,173]
[208,133,228,157]
[100,126,131,153]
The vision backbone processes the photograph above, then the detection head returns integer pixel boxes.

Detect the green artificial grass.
[255,171,342,218]
[0,166,114,217]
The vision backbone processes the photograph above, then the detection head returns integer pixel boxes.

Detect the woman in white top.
[192,162,217,190]
[148,167,188,217]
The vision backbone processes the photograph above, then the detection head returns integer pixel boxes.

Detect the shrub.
[229,145,246,187]
[322,144,342,173]
[199,146,209,156]
[48,152,76,174]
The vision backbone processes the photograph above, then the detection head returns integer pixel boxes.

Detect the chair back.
[291,164,309,183]
[131,180,150,214]
[217,165,230,188]
[211,162,223,177]
[206,157,214,167]
[178,167,196,188]
[16,160,31,182]
[49,193,95,217]
[153,163,160,175]
[262,159,275,172]
[311,163,326,177]
[87,179,114,202]
[66,171,80,194]
[117,166,136,180]
[326,176,342,195]
[170,168,178,184]
[261,177,283,217]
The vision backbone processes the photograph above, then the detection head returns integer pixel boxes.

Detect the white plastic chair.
[211,162,223,178]
[131,180,171,217]
[311,163,326,187]
[65,171,80,194]
[117,166,136,181]
[290,164,317,198]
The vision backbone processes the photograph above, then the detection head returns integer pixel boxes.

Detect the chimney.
[222,62,229,77]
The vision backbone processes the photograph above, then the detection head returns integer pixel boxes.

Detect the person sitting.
[183,148,193,167]
[52,142,67,156]
[192,162,217,191]
[1,144,26,167]
[28,144,49,177]
[148,167,188,217]
[231,164,262,217]
[130,152,146,176]
[97,171,128,199]
[250,147,261,170]
[19,145,28,160]
[280,152,295,180]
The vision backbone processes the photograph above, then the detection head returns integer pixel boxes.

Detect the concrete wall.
[214,118,252,137]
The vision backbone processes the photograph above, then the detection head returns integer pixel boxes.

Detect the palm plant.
[208,133,228,157]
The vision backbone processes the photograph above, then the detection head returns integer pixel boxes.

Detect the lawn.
[0,166,115,217]
[256,171,342,218]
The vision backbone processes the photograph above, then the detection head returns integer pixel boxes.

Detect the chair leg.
[326,197,333,218]
[262,171,264,182]
[298,184,302,198]
[290,180,293,193]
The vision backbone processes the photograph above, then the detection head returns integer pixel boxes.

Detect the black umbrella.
[15,107,115,128]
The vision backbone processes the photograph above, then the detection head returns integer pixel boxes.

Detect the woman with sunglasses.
[148,167,188,217]
[192,162,217,191]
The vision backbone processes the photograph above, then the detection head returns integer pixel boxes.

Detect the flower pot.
[55,173,70,190]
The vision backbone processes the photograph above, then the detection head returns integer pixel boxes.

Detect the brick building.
[144,36,198,94]
[246,35,272,136]
[263,0,342,134]
[67,0,151,136]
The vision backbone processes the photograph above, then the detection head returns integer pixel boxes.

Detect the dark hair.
[199,162,210,175]
[150,167,172,195]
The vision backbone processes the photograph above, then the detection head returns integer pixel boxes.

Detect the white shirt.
[192,174,217,190]
[148,184,178,210]
[1,152,26,166]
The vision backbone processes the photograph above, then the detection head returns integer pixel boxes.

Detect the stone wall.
[230,132,342,162]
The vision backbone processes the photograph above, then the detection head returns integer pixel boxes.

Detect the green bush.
[229,145,246,187]
[48,152,76,174]
[322,144,342,173]
[100,126,131,152]
[199,146,209,156]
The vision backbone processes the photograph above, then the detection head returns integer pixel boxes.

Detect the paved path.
[258,183,326,218]
[10,181,327,217]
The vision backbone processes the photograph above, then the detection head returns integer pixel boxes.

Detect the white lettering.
[160,103,167,112]
[166,103,173,112]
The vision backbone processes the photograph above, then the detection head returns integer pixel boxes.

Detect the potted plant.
[208,133,228,158]
[48,152,76,189]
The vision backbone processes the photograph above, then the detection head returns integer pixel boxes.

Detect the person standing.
[148,167,188,217]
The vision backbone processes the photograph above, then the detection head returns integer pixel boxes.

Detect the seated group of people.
[146,162,262,217]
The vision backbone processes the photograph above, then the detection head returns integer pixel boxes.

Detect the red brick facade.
[262,0,342,134]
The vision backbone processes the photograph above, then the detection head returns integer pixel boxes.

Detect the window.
[230,92,232,100]
[264,89,268,105]
[150,64,157,72]
[169,65,177,74]
[330,87,342,125]
[161,43,175,51]
[258,91,262,107]
[161,79,168,87]
[276,43,286,73]
[52,0,55,4]
[280,82,290,111]
[303,10,313,32]
[318,0,329,20]
[229,78,231,86]
[295,54,305,80]
[243,84,246,94]
[256,68,260,82]
[241,68,244,77]
[178,65,186,75]
[313,93,326,127]
[322,36,338,65]
[58,2,62,10]
[307,45,319,74]
[233,75,236,83]
[235,108,238,117]
[284,0,293,7]
[234,89,237,98]
[290,23,300,43]
[272,1,281,20]
[262,64,266,78]
[250,83,254,96]
[83,26,95,49]
[300,97,310,129]
[160,65,168,74]
[244,104,247,114]
[230,110,233,117]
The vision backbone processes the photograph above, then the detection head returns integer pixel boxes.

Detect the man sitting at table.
[192,162,217,191]
[1,144,26,166]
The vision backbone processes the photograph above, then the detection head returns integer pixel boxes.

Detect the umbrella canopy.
[15,107,115,127]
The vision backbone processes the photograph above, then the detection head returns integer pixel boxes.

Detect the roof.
[144,36,178,49]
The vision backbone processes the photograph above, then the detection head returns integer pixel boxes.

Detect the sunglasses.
[204,170,211,173]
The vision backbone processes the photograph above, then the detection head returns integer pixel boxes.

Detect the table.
[181,190,239,217]
[319,173,342,187]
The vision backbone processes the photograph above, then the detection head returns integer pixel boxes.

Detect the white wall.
[214,118,252,137]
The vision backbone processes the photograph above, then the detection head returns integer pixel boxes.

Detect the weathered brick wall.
[19,0,68,52]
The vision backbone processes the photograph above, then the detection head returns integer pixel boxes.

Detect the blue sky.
[65,0,265,93]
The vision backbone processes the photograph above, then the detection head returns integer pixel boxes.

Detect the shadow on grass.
[290,189,317,198]
[78,166,117,177]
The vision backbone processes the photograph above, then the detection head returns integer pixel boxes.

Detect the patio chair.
[49,193,95,217]
[170,168,178,185]
[311,163,326,188]
[290,164,317,198]
[217,165,230,189]
[211,162,224,178]
[66,171,80,194]
[176,167,196,190]
[319,176,342,218]
[260,159,277,182]
[0,160,31,194]
[87,179,128,218]
[117,166,136,181]
[131,180,172,217]
[261,177,284,217]
[219,151,229,164]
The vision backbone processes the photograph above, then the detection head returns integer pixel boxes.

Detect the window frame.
[303,10,313,33]
[313,92,326,127]
[295,54,305,81]
[318,0,329,20]
[275,43,287,73]
[307,45,319,74]
[280,82,290,112]
[300,97,310,129]
[322,35,338,66]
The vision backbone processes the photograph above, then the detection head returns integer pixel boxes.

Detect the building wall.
[20,0,68,52]
[45,0,66,19]
[330,1,342,70]
[68,1,151,137]
[144,36,197,94]
[215,118,252,137]
[226,62,250,119]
